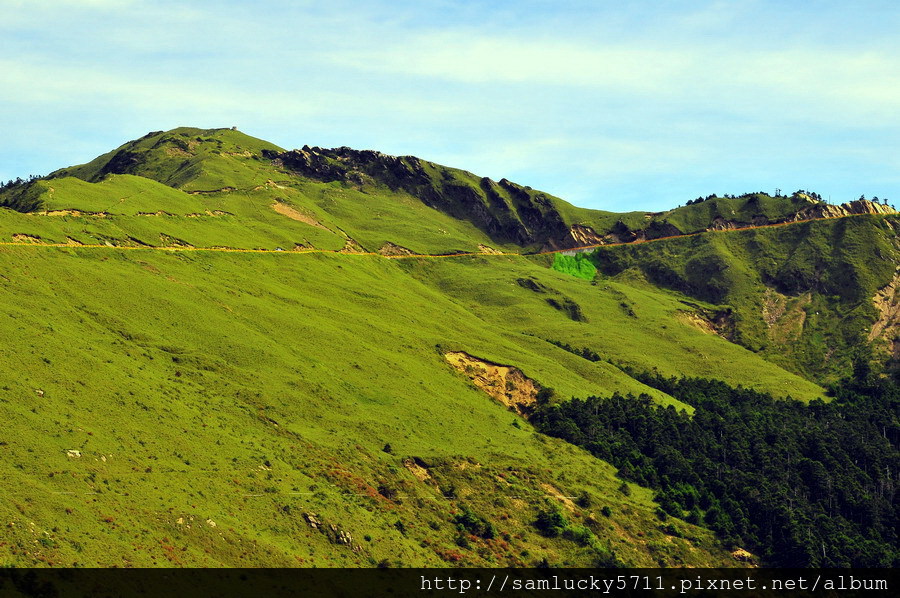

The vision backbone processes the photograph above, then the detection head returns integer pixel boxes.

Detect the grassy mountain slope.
[401,257,821,400]
[590,215,900,381]
[0,132,826,401]
[49,127,286,192]
[4,128,835,254]
[0,246,755,567]
[6,126,883,569]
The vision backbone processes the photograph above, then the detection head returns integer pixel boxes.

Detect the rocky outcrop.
[444,351,540,416]
[600,220,685,245]
[264,147,581,250]
[700,200,896,234]
[868,271,900,355]
[264,146,900,252]
[793,199,895,221]
[845,199,896,215]
[568,224,604,246]
[378,242,414,256]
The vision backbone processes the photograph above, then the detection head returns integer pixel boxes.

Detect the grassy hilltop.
[0,127,897,567]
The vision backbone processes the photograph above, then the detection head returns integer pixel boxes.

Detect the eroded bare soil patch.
[271,201,331,231]
[869,270,900,346]
[444,351,539,416]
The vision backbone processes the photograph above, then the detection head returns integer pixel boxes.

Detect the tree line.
[531,366,899,567]
[0,174,44,212]
[684,190,891,208]
[0,174,42,190]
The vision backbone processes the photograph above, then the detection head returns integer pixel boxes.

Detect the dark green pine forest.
[534,362,899,567]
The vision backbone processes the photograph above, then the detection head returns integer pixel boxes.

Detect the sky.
[2,0,899,212]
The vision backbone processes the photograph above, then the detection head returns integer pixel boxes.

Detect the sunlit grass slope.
[0,246,749,567]
[51,127,286,192]
[590,215,900,381]
[401,256,823,401]
[0,175,347,251]
[0,127,841,568]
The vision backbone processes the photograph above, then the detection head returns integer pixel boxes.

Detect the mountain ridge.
[0,126,897,568]
[4,127,894,255]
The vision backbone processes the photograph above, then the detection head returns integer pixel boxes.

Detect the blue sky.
[2,0,899,211]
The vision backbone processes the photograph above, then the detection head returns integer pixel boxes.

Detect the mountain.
[0,127,897,567]
[590,210,900,381]
[3,127,896,383]
[5,127,889,256]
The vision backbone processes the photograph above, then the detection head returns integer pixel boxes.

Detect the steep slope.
[266,145,585,250]
[0,246,756,567]
[589,214,900,381]
[9,126,893,568]
[5,128,860,254]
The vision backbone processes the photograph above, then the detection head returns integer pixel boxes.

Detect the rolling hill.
[0,127,897,567]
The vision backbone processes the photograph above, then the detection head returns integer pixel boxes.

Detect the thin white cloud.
[333,34,687,92]
[2,59,352,115]
[0,0,134,13]
[2,1,899,210]
[331,29,900,128]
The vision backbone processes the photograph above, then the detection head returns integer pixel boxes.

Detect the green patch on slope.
[0,246,741,567]
[552,252,597,280]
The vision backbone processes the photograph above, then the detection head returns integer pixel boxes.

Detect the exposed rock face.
[568,224,604,247]
[708,217,739,231]
[601,220,685,244]
[793,199,895,221]
[710,215,770,230]
[846,199,896,215]
[264,147,578,250]
[444,351,539,416]
[698,200,896,234]
[868,271,900,360]
[679,301,735,340]
[378,242,414,256]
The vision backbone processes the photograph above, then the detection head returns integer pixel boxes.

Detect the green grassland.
[589,215,900,381]
[550,193,815,239]
[0,127,871,568]
[0,246,756,567]
[51,127,286,192]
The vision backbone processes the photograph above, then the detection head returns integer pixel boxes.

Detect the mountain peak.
[4,127,896,254]
[48,127,284,191]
